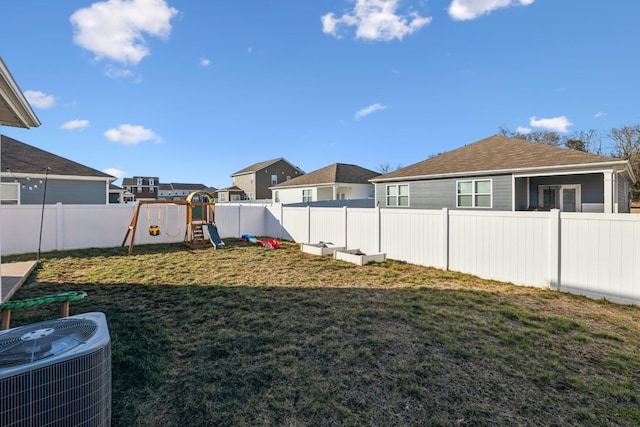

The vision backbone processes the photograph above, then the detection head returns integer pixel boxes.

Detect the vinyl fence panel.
[560,213,640,304]
[380,208,444,267]
[448,210,550,287]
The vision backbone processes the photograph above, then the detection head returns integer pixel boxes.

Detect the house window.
[0,183,19,205]
[386,184,409,207]
[137,178,143,185]
[302,189,312,202]
[271,175,278,185]
[286,176,291,181]
[150,187,155,193]
[245,192,253,200]
[274,191,280,203]
[149,179,155,186]
[219,193,227,202]
[457,179,492,208]
[126,186,132,192]
[231,194,241,201]
[250,176,254,184]
[137,186,142,193]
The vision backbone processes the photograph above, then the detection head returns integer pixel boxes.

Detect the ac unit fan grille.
[0,318,98,367]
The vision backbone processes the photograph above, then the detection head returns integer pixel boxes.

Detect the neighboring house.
[270,163,380,205]
[122,176,159,200]
[215,186,245,202]
[371,135,636,213]
[230,158,304,200]
[109,184,135,204]
[158,183,211,200]
[0,135,116,205]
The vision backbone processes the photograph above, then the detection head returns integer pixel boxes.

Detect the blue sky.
[1,0,639,189]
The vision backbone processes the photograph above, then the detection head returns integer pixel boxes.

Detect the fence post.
[343,206,348,248]
[376,206,381,252]
[307,206,311,244]
[548,208,561,290]
[280,203,284,240]
[442,208,449,270]
[238,205,241,238]
[56,202,64,251]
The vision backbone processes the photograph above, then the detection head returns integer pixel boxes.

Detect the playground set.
[122,191,225,254]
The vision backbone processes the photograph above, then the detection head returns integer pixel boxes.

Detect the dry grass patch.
[4,240,640,426]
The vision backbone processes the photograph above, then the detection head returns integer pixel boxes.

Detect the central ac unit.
[0,312,111,427]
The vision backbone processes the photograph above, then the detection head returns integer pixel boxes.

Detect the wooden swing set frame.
[121,191,216,254]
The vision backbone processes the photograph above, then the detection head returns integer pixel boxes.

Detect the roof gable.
[231,157,303,176]
[373,135,626,181]
[272,163,380,188]
[1,135,114,179]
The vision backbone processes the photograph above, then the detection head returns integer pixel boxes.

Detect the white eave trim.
[0,57,41,129]
[369,160,631,183]
[1,172,115,182]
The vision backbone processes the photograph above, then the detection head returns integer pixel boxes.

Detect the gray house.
[371,135,636,213]
[0,135,115,205]
[230,158,304,200]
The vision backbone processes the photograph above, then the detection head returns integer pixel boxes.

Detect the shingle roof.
[272,163,380,188]
[1,135,114,179]
[217,185,244,192]
[372,135,626,182]
[231,157,303,176]
[158,183,209,191]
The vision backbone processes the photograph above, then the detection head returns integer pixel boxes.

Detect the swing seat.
[149,226,160,236]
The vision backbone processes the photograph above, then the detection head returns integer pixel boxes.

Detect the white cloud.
[595,111,606,118]
[529,116,573,133]
[103,168,127,179]
[105,65,136,80]
[24,90,55,109]
[322,0,431,41]
[61,119,90,130]
[516,126,531,134]
[448,0,534,21]
[200,58,210,67]
[104,124,163,145]
[354,103,387,120]
[70,0,178,65]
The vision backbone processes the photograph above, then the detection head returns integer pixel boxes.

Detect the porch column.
[603,171,613,213]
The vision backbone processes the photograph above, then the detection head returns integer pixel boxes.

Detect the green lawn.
[5,240,640,426]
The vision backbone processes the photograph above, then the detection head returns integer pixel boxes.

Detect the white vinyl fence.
[1,203,639,305]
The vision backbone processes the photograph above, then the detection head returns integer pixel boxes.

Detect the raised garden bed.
[334,249,387,266]
[301,242,346,256]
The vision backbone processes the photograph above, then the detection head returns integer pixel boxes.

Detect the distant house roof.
[231,157,304,176]
[216,185,244,193]
[372,135,633,183]
[122,177,160,186]
[1,135,115,180]
[272,163,380,188]
[159,183,209,191]
[0,57,40,128]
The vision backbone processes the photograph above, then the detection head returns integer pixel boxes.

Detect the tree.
[377,162,403,174]
[498,127,562,146]
[609,125,640,200]
[563,129,602,153]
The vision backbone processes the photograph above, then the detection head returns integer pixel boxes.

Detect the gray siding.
[21,179,107,204]
[376,174,512,210]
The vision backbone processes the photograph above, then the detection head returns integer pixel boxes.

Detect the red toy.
[241,234,279,249]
